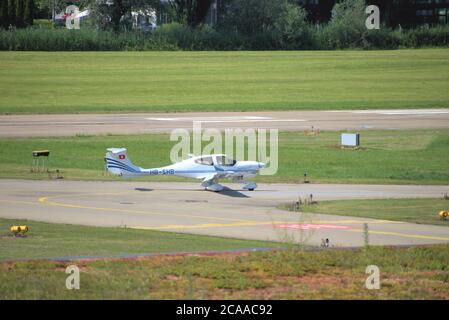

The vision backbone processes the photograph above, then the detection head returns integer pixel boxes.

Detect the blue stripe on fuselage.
[106,158,140,173]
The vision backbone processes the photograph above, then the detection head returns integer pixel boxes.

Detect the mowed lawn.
[0,129,448,184]
[0,49,448,114]
[283,198,449,226]
[0,218,282,261]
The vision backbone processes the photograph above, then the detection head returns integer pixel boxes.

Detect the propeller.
[258,148,266,169]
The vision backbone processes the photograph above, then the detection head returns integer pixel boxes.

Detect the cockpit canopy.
[195,156,214,166]
[216,155,237,166]
[194,155,237,166]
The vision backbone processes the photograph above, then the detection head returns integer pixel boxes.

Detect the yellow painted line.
[0,198,406,226]
[292,219,403,225]
[0,196,405,231]
[134,222,449,242]
[3,192,445,243]
[0,199,40,206]
[131,220,389,230]
[349,228,449,241]
[131,220,286,230]
[38,197,48,203]
[37,194,251,223]
[4,195,449,242]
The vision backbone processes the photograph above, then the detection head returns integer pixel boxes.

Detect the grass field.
[1,244,448,299]
[0,129,448,184]
[0,218,282,261]
[281,198,449,226]
[0,49,448,114]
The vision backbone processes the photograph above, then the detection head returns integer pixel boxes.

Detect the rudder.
[105,148,141,176]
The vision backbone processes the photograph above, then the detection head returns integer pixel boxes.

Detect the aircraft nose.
[258,162,266,169]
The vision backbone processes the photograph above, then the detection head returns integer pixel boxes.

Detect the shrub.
[361,28,401,49]
[401,25,449,48]
[0,22,448,51]
[32,19,54,29]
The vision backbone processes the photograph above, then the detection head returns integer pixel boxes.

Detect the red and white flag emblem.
[119,155,125,160]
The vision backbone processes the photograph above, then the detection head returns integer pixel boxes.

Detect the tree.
[327,0,367,48]
[110,0,126,31]
[0,0,9,27]
[277,2,309,48]
[219,0,276,35]
[220,0,308,49]
[7,0,15,26]
[15,0,24,27]
[168,0,213,27]
[24,0,33,26]
[0,0,33,28]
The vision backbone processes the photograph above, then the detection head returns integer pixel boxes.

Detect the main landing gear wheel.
[242,182,257,191]
[205,183,224,192]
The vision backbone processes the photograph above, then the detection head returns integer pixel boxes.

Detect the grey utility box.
[341,133,360,147]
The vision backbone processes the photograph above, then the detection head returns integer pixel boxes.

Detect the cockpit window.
[195,156,214,166]
[216,156,237,166]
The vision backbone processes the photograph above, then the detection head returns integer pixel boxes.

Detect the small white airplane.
[105,148,265,192]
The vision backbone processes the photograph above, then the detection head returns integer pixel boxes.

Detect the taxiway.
[1,179,448,247]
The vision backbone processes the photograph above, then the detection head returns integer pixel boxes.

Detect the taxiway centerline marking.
[0,199,42,206]
[133,222,449,242]
[132,221,287,230]
[37,194,252,223]
[130,219,403,231]
[348,228,449,241]
[0,198,406,227]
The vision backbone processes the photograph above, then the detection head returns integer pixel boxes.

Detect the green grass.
[0,49,448,114]
[0,217,282,261]
[1,244,448,299]
[0,129,448,184]
[281,198,449,226]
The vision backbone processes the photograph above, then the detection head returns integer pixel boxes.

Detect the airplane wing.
[213,165,237,178]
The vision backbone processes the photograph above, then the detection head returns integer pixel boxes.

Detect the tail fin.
[105,148,141,176]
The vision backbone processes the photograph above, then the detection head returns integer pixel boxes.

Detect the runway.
[1,179,448,247]
[1,109,449,138]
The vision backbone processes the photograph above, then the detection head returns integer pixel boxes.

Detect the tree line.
[0,0,35,28]
[0,0,448,51]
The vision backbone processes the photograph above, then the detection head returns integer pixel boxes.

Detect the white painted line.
[360,111,449,115]
[194,119,307,123]
[327,109,449,115]
[145,116,272,121]
[145,116,307,123]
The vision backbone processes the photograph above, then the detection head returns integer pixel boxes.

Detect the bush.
[153,23,232,50]
[217,0,311,50]
[401,25,449,48]
[361,28,401,49]
[0,27,179,51]
[32,19,54,29]
[0,23,448,51]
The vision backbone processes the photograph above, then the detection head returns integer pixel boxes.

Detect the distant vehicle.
[105,148,265,192]
[54,10,90,25]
